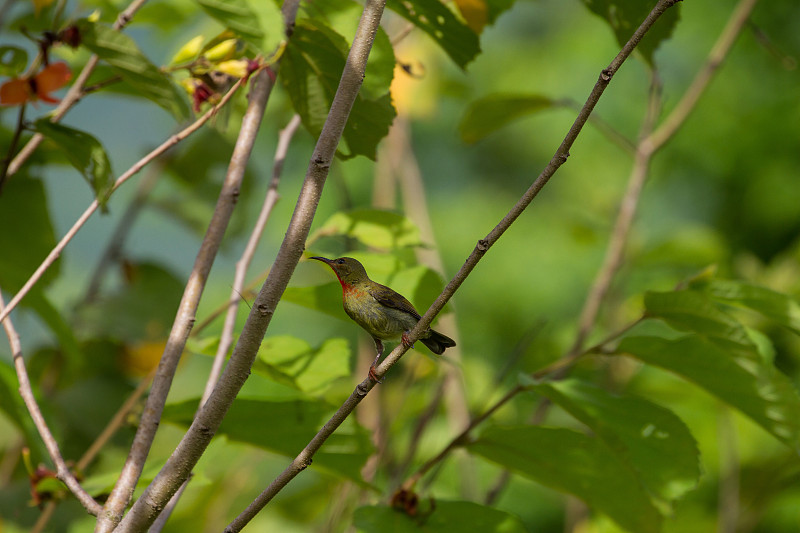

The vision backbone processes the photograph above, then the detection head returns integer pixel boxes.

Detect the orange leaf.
[454,0,488,34]
[0,79,33,105]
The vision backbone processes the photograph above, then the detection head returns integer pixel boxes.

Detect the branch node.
[476,239,490,252]
[256,303,272,317]
[355,381,370,397]
[313,157,330,170]
[600,68,612,82]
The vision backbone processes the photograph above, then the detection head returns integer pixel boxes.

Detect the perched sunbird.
[311,256,456,381]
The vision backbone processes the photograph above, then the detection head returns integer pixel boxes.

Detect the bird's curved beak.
[310,256,332,265]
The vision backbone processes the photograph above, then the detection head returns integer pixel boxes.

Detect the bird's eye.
[336,259,345,264]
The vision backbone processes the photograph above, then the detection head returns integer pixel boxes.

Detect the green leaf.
[162,396,374,484]
[618,334,800,452]
[311,209,423,250]
[459,94,559,144]
[33,119,113,210]
[531,379,700,505]
[296,0,395,101]
[281,19,396,160]
[283,281,344,320]
[354,500,528,532]
[77,262,185,342]
[581,0,681,66]
[695,279,800,335]
[255,336,352,395]
[0,177,58,292]
[76,19,190,120]
[469,426,662,533]
[195,0,282,54]
[644,290,754,351]
[0,45,28,76]
[0,361,48,465]
[386,0,480,69]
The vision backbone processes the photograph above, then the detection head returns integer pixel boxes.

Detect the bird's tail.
[421,329,457,355]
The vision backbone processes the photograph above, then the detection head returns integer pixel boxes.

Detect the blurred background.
[1,0,800,531]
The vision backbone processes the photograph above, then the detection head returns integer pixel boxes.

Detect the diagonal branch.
[201,114,302,406]
[6,0,150,178]
[112,1,390,531]
[96,65,281,532]
[0,289,102,516]
[409,0,760,499]
[145,114,303,533]
[226,0,682,528]
[0,76,248,325]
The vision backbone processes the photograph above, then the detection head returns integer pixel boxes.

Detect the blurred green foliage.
[1,0,800,532]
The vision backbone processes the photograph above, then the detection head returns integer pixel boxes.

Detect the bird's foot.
[401,332,414,349]
[368,363,384,383]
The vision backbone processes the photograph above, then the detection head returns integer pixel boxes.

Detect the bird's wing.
[369,283,422,320]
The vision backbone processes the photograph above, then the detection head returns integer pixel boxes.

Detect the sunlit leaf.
[256,336,352,395]
[582,0,681,66]
[354,500,528,532]
[33,119,113,210]
[76,19,191,120]
[470,426,662,533]
[283,282,344,320]
[619,333,800,452]
[311,209,423,250]
[644,291,754,351]
[195,0,266,52]
[163,396,374,484]
[459,94,559,143]
[695,279,800,335]
[386,0,480,69]
[281,19,395,160]
[531,379,700,505]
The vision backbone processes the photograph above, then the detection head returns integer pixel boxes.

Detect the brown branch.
[200,114,302,406]
[223,1,681,528]
[96,68,275,532]
[0,289,102,516]
[0,76,247,323]
[5,0,149,177]
[143,114,303,533]
[409,0,760,501]
[644,0,760,152]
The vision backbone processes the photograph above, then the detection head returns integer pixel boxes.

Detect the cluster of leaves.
[2,0,800,532]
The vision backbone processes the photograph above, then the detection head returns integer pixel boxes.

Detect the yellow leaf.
[204,39,238,62]
[454,0,488,34]
[172,35,204,65]
[216,59,249,78]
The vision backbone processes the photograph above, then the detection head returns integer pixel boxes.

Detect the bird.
[311,256,456,381]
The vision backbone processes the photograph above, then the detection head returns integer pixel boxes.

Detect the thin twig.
[98,68,274,532]
[5,0,150,178]
[422,0,761,503]
[200,113,302,406]
[0,76,247,325]
[0,289,102,516]
[111,2,305,530]
[566,73,662,360]
[145,114,302,533]
[644,0,760,151]
[225,2,680,527]
[390,117,476,496]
